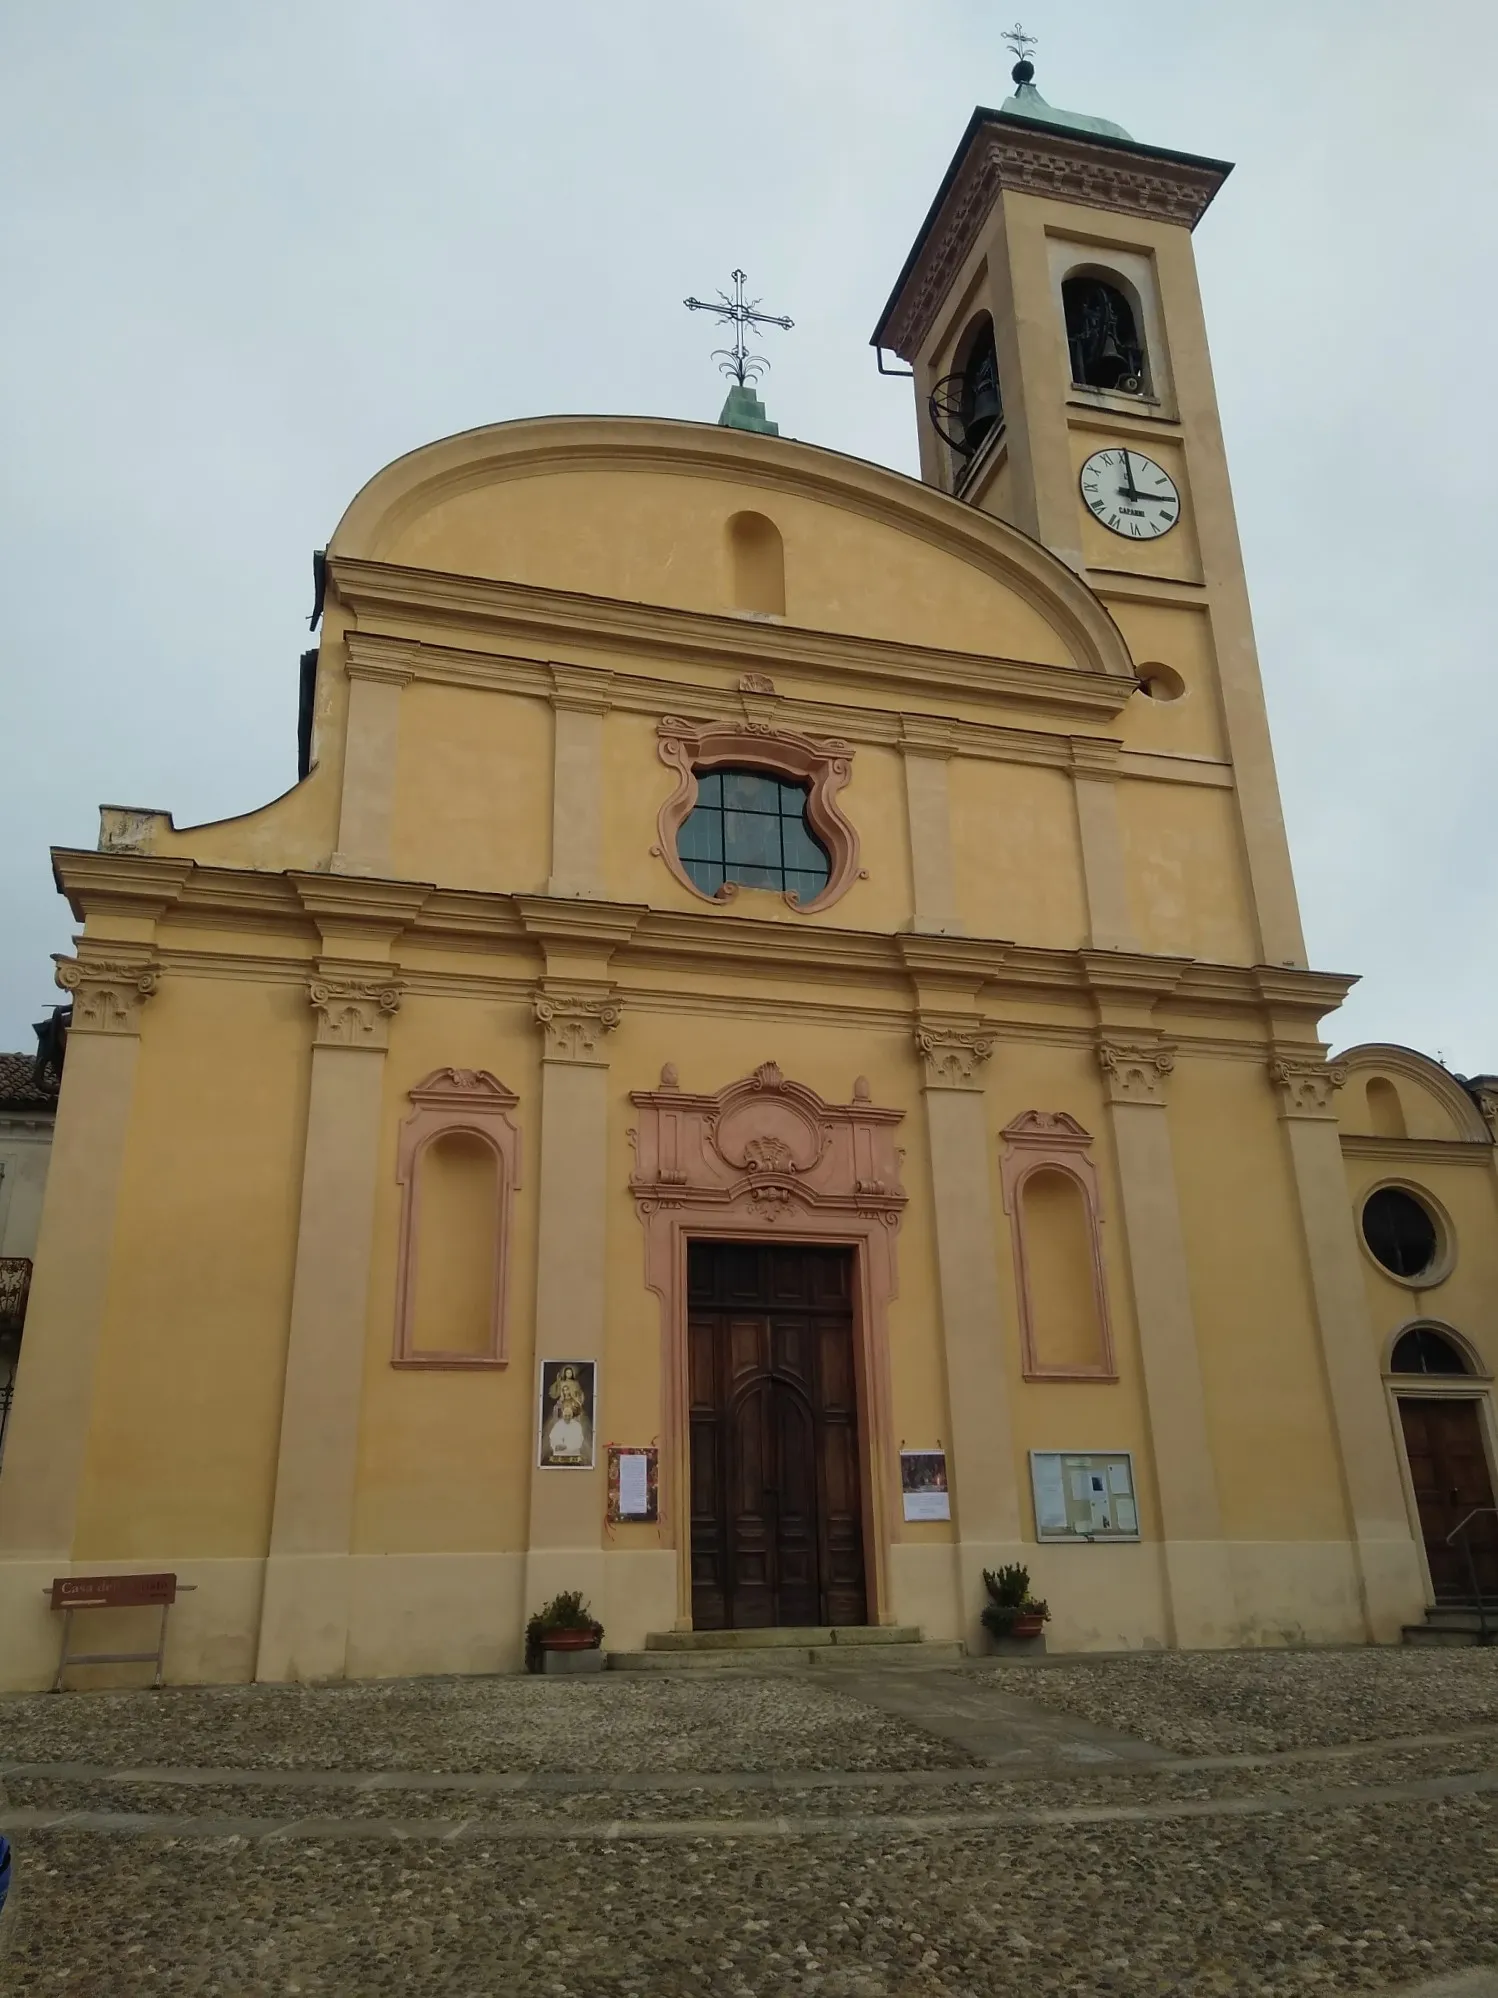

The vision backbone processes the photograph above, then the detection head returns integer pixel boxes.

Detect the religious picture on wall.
[900,1449,951,1522]
[537,1361,597,1469]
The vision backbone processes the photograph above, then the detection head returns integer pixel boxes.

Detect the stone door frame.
[1383,1322,1498,1606]
[628,1064,907,1630]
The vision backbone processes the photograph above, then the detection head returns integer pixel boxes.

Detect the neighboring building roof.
[0,1053,60,1113]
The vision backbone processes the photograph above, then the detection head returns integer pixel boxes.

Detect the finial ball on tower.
[1002,21,1038,85]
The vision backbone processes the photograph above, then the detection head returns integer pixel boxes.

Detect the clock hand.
[1119,450,1141,501]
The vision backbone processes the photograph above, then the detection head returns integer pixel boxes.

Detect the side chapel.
[2,57,1497,1687]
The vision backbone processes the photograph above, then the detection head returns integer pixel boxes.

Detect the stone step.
[1402,1609,1496,1648]
[609,1638,966,1673]
[644,1625,924,1653]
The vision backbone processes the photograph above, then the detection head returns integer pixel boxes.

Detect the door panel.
[1399,1398,1498,1600]
[689,1243,867,1630]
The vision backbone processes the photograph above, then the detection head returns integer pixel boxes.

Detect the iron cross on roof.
[683,269,794,387]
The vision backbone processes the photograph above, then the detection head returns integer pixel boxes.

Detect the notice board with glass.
[1029,1451,1140,1542]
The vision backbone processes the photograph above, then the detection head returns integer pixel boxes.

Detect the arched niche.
[1366,1076,1407,1140]
[393,1069,522,1369]
[1000,1113,1116,1380]
[727,511,785,618]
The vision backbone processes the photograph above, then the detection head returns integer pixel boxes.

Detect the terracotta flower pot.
[539,1626,602,1652]
[1010,1611,1046,1639]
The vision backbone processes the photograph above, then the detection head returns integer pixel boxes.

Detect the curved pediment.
[327,415,1134,682]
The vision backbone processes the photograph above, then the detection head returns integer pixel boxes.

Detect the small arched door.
[1393,1330,1498,1601]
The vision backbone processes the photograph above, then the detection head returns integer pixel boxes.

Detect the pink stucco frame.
[628,1062,907,1627]
[652,716,864,914]
[999,1110,1116,1381]
[393,1068,522,1370]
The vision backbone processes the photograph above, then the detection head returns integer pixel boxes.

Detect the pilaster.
[255,964,404,1682]
[898,718,963,936]
[331,639,416,877]
[545,665,613,899]
[1094,1031,1237,1646]
[914,1018,1023,1646]
[1069,739,1138,952]
[523,983,620,1618]
[0,950,160,1563]
[1268,1051,1425,1639]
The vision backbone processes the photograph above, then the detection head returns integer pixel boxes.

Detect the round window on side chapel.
[1361,1187,1439,1280]
[677,769,831,903]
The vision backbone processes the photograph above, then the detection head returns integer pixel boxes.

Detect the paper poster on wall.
[606,1445,659,1522]
[537,1360,597,1469]
[900,1450,951,1522]
[1029,1452,1139,1542]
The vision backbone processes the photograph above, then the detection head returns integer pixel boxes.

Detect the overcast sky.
[2,1,1494,1070]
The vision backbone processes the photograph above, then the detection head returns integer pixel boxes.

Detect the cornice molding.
[330,627,1135,772]
[332,560,1132,721]
[877,117,1230,361]
[52,850,193,924]
[344,633,418,686]
[1340,1135,1495,1168]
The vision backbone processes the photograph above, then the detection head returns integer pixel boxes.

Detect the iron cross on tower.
[683,270,794,387]
[1004,20,1038,79]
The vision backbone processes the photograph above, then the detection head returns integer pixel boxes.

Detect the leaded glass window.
[677,769,831,902]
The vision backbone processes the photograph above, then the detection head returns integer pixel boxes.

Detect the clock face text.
[1080,449,1180,539]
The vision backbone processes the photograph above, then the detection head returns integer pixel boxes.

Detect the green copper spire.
[997,23,1133,143]
[718,383,779,436]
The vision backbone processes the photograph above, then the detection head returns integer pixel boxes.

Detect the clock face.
[1080,449,1180,540]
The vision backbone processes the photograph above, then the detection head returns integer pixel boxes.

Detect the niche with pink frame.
[393,1069,522,1370]
[999,1111,1116,1381]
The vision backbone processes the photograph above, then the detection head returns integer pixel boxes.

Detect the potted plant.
[525,1590,604,1672]
[981,1564,1050,1644]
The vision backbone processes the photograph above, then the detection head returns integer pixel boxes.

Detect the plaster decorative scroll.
[532,992,622,1065]
[393,1069,522,1370]
[308,975,403,1049]
[54,955,160,1036]
[1268,1055,1348,1121]
[627,1062,907,1608]
[882,127,1226,361]
[1097,1039,1176,1106]
[915,1024,995,1092]
[1471,1083,1498,1137]
[653,716,864,915]
[999,1112,1116,1382]
[738,674,776,696]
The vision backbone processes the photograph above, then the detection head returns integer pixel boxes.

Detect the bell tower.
[872,46,1307,971]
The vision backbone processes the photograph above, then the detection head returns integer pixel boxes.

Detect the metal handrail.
[1446,1508,1497,1646]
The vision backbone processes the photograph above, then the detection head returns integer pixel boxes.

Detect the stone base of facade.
[0,1540,1428,1692]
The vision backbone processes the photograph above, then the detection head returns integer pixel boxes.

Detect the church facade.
[2,77,1496,1688]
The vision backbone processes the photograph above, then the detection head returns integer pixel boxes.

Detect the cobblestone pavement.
[1,1650,1496,1996]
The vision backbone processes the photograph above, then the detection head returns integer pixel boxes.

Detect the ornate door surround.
[629,1062,907,1628]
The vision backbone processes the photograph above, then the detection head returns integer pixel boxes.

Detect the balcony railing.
[0,1258,32,1333]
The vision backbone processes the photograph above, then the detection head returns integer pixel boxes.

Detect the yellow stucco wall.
[0,411,1469,1690]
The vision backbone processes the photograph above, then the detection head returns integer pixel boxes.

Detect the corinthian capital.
[915,1022,995,1091]
[308,974,403,1049]
[54,954,160,1035]
[1268,1053,1347,1120]
[1097,1038,1176,1106]
[533,990,622,1064]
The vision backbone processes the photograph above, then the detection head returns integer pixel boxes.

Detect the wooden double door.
[688,1241,867,1630]
[1398,1397,1498,1600]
